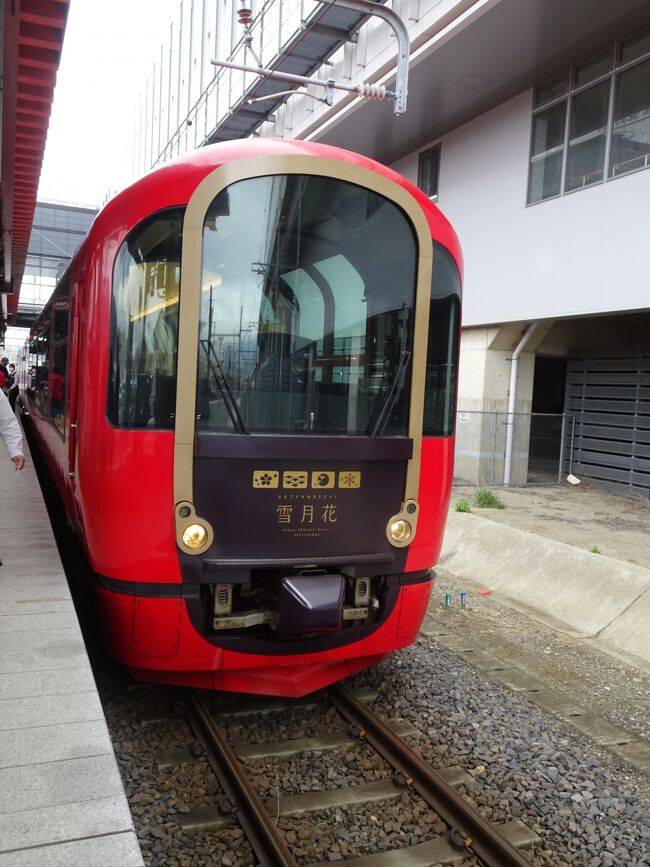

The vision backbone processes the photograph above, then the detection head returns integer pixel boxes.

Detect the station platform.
[0,427,143,865]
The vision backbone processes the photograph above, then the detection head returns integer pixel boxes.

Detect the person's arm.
[0,390,25,470]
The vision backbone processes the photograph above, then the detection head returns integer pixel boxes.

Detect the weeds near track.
[474,488,505,509]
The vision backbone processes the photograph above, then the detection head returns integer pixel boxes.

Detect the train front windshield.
[196,175,417,436]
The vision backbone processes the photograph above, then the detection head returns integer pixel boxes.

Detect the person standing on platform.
[0,388,24,567]
[0,388,25,471]
[7,363,18,412]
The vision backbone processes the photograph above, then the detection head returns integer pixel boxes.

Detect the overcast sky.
[38,0,180,207]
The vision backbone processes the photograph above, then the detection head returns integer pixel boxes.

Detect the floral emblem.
[253,470,279,488]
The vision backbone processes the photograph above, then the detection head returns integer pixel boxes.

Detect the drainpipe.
[504,322,539,486]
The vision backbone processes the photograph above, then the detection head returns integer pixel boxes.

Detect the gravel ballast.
[351,641,650,866]
[431,572,650,745]
[94,627,649,866]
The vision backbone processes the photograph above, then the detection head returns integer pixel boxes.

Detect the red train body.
[24,139,461,697]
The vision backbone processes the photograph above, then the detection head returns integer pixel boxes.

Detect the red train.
[23,139,461,697]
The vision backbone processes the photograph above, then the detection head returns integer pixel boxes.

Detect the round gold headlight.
[389,519,412,544]
[182,523,208,550]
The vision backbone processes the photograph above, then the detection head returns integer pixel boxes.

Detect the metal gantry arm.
[316,0,410,114]
[211,0,410,115]
[210,59,389,106]
[246,88,333,107]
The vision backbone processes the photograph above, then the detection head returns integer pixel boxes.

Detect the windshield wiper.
[200,339,248,434]
[368,349,411,438]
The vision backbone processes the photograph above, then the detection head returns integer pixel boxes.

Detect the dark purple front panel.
[194,457,404,560]
[181,434,411,577]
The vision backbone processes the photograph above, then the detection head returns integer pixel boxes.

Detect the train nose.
[277,574,345,635]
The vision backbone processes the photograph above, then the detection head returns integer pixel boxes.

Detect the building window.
[528,101,567,202]
[610,58,650,177]
[528,25,650,204]
[418,144,441,199]
[565,80,609,191]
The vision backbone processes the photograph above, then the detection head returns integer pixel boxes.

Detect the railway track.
[155,684,539,867]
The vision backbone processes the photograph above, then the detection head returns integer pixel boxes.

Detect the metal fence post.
[490,412,497,486]
[569,416,576,475]
[558,413,566,483]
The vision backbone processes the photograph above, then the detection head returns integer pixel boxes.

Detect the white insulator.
[357,82,387,100]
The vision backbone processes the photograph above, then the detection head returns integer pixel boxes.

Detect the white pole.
[504,322,539,486]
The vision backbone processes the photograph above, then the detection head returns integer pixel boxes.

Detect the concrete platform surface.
[440,493,650,666]
[0,426,143,865]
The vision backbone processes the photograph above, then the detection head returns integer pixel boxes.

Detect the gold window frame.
[173,155,433,551]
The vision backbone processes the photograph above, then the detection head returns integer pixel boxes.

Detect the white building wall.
[132,0,498,177]
[392,89,650,327]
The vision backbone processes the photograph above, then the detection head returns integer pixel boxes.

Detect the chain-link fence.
[453,411,575,486]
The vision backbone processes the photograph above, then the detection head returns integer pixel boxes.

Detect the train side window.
[423,244,461,437]
[108,208,184,429]
[32,325,51,418]
[49,275,71,435]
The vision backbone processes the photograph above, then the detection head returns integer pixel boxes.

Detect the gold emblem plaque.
[311,471,335,489]
[338,471,361,489]
[283,471,308,489]
[253,470,279,488]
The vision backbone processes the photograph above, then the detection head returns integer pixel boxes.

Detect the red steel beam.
[2,0,70,314]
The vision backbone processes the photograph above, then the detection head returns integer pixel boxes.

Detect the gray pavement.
[0,424,142,866]
[452,482,650,568]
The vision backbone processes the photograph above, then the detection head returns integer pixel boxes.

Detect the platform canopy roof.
[1,0,69,336]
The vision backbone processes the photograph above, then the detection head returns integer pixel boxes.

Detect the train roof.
[91,138,462,274]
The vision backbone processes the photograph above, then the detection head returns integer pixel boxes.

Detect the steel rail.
[326,683,535,867]
[183,690,299,867]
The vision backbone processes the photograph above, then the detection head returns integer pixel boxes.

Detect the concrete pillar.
[454,323,543,485]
